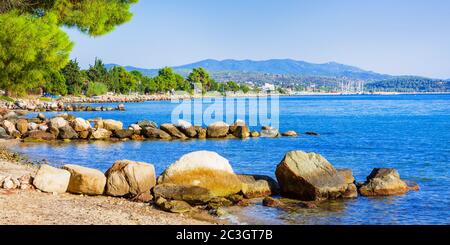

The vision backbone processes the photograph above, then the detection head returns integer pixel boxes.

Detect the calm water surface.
[12,95,450,224]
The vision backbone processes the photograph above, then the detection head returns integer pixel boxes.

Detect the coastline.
[0,144,220,225]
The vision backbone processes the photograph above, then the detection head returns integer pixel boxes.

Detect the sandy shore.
[0,154,219,225]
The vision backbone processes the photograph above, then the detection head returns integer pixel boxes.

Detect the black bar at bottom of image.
[0,225,448,243]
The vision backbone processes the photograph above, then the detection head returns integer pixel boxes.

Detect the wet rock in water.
[262,197,286,208]
[72,118,91,132]
[337,169,358,198]
[113,129,134,139]
[16,119,28,134]
[28,122,38,131]
[103,119,123,131]
[160,124,187,139]
[305,132,319,136]
[58,125,78,139]
[176,120,197,138]
[250,131,260,137]
[260,126,279,137]
[282,131,298,137]
[33,164,70,193]
[105,160,156,198]
[142,127,172,140]
[358,168,411,196]
[155,197,192,213]
[233,125,250,139]
[48,126,59,137]
[238,174,279,198]
[24,130,56,141]
[229,120,246,134]
[90,128,112,140]
[207,121,229,138]
[337,169,355,184]
[78,130,90,139]
[49,117,68,129]
[275,151,348,201]
[194,126,207,139]
[404,180,420,191]
[153,184,214,205]
[117,104,125,111]
[158,151,242,197]
[137,120,158,129]
[63,164,106,195]
[129,124,142,131]
[131,134,145,141]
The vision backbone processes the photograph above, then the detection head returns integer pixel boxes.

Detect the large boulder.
[105,160,156,198]
[2,120,17,135]
[142,127,172,140]
[275,151,348,201]
[238,174,279,198]
[358,168,411,196]
[16,119,29,134]
[260,126,279,137]
[176,120,197,138]
[91,128,112,140]
[337,168,358,198]
[137,120,157,129]
[63,164,106,195]
[207,121,229,138]
[113,129,134,139]
[103,119,123,131]
[24,130,56,141]
[33,164,70,193]
[160,124,187,139]
[158,151,242,197]
[229,119,250,138]
[153,184,214,205]
[72,118,91,132]
[49,117,68,129]
[58,125,78,139]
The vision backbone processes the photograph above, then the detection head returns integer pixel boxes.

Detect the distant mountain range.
[106,59,392,81]
[105,59,450,92]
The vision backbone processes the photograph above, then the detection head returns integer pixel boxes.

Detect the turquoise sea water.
[12,95,450,224]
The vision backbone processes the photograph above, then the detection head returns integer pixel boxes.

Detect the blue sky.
[66,0,450,79]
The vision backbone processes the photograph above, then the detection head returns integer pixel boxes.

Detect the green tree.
[0,11,72,96]
[86,82,108,97]
[226,81,240,92]
[240,84,250,93]
[0,0,138,37]
[152,67,188,92]
[87,58,108,84]
[187,67,213,93]
[61,59,83,95]
[44,72,68,96]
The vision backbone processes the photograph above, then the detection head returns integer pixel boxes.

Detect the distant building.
[262,83,275,92]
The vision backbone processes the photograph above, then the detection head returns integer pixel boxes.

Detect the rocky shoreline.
[1,142,420,225]
[1,99,125,112]
[0,108,302,142]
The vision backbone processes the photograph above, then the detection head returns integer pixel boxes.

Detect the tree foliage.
[0,11,72,96]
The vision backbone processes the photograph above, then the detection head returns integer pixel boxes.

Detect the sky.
[66,0,450,79]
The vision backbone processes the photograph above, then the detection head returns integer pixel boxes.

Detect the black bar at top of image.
[0,225,449,244]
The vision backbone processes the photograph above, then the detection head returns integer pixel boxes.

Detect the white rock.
[2,120,16,134]
[161,151,234,180]
[103,119,123,131]
[50,117,68,129]
[129,124,142,131]
[33,164,71,193]
[72,118,91,132]
[2,177,16,189]
[176,119,192,129]
[38,125,49,131]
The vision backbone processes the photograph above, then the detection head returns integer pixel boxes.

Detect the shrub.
[86,82,108,97]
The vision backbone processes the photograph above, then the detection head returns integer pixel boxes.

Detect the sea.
[11,94,450,224]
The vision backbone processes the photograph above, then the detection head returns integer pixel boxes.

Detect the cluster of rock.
[4,151,277,215]
[59,94,192,104]
[272,151,419,206]
[0,174,34,190]
[0,111,300,142]
[0,100,125,112]
[1,149,420,217]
